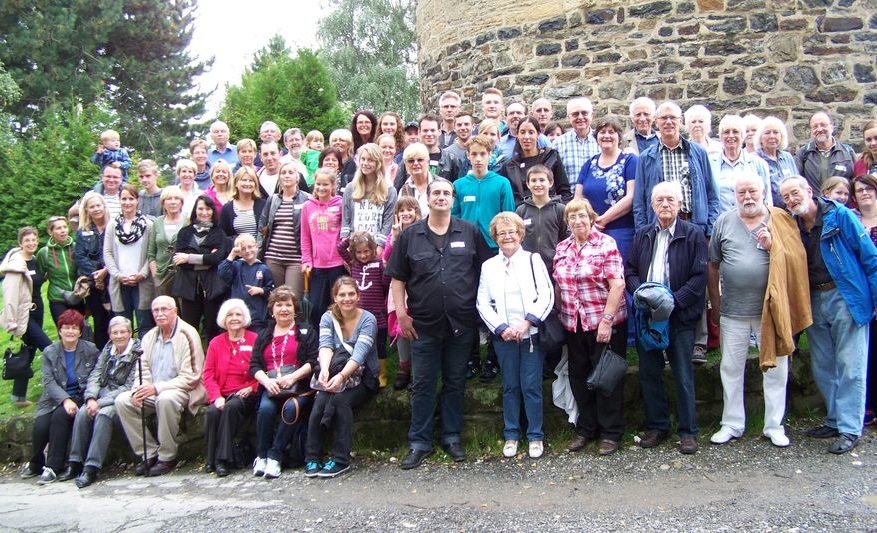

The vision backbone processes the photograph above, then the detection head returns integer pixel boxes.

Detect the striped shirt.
[232,205,258,239]
[264,199,300,263]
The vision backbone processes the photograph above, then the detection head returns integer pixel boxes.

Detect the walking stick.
[134,347,149,472]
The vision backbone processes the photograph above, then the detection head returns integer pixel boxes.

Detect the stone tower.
[416,0,877,144]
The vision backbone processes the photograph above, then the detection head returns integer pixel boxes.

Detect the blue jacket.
[817,199,877,325]
[218,259,275,328]
[633,138,719,237]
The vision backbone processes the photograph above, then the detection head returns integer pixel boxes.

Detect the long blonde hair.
[79,191,110,230]
[350,143,389,204]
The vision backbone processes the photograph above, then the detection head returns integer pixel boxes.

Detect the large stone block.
[750,66,779,92]
[629,1,674,18]
[783,65,819,92]
[818,16,864,32]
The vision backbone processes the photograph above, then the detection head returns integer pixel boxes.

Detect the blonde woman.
[175,158,201,220]
[220,166,266,244]
[340,143,397,256]
[204,159,233,216]
[74,192,112,348]
[329,129,357,193]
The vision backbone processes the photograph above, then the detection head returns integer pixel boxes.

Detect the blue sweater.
[218,259,275,328]
[451,170,515,248]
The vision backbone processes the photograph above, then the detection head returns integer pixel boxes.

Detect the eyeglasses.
[656,116,680,123]
[152,306,176,314]
[495,230,519,238]
[855,186,875,194]
[406,158,426,164]
[569,111,591,118]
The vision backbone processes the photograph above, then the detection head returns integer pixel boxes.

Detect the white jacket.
[476,247,554,338]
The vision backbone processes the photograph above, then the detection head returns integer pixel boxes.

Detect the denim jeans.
[493,337,544,442]
[408,329,475,451]
[637,326,698,436]
[255,390,312,461]
[807,287,868,436]
[118,284,154,339]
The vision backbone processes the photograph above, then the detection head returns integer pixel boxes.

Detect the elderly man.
[208,120,237,166]
[437,91,461,149]
[622,96,658,155]
[708,174,810,448]
[633,100,719,237]
[115,296,206,476]
[780,176,877,454]
[553,97,600,186]
[387,177,492,469]
[709,114,772,213]
[626,181,707,454]
[795,111,856,191]
[531,97,554,131]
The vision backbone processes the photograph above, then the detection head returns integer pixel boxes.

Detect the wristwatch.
[601,313,614,323]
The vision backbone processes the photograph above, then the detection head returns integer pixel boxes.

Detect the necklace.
[271,329,292,376]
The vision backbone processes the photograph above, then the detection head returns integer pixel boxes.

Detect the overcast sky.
[188,0,326,118]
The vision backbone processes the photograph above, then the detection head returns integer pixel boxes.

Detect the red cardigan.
[202,330,260,403]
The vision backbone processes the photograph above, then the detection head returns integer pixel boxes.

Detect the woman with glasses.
[397,143,433,216]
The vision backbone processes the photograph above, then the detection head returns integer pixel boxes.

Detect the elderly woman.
[398,142,433,216]
[36,215,82,326]
[852,174,877,424]
[259,161,313,298]
[755,116,799,207]
[503,117,571,205]
[329,129,357,193]
[684,105,721,155]
[204,159,233,217]
[220,166,266,244]
[20,310,100,483]
[148,186,187,297]
[74,193,112,349]
[173,195,229,339]
[305,277,379,479]
[1,227,53,407]
[104,184,155,337]
[477,213,554,459]
[190,139,212,190]
[854,120,877,177]
[57,316,140,488]
[175,158,201,220]
[249,286,317,479]
[553,198,627,456]
[709,114,772,213]
[351,110,378,153]
[202,299,260,477]
[574,115,637,260]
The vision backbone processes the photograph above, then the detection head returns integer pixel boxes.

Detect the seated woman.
[305,276,379,479]
[202,299,260,477]
[20,310,100,483]
[58,316,140,488]
[249,286,318,479]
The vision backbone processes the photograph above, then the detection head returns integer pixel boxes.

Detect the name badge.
[165,225,177,231]
[834,164,847,172]
[782,168,792,176]
[463,195,476,202]
[81,230,94,236]
[256,271,263,280]
[300,328,309,335]
[294,204,303,210]
[240,345,253,352]
[27,270,36,276]
[523,218,532,226]
[450,241,466,248]
[328,206,340,212]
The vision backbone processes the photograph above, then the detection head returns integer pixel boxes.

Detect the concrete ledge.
[0,351,821,463]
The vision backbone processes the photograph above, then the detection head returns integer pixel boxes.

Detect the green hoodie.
[36,236,76,302]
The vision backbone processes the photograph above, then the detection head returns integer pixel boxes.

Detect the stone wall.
[416,0,877,146]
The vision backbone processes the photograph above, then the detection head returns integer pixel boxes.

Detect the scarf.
[115,213,147,245]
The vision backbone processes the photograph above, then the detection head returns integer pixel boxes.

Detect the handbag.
[586,344,628,397]
[528,253,565,352]
[309,317,363,392]
[2,338,33,381]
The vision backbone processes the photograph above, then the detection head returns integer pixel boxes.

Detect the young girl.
[337,231,390,388]
[301,168,347,326]
[340,143,397,257]
[303,130,325,185]
[477,118,508,173]
[821,175,851,205]
[219,233,275,330]
[382,196,422,390]
[377,133,399,186]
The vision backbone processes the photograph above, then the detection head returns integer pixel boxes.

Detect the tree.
[317,0,418,119]
[220,38,347,142]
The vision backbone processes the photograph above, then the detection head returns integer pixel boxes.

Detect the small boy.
[136,159,163,220]
[303,130,325,185]
[218,234,275,330]
[90,129,132,181]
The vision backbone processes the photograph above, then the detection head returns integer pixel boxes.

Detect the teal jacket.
[451,170,515,248]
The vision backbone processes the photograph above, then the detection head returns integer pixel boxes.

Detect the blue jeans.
[808,288,868,436]
[408,329,475,451]
[493,337,544,441]
[118,284,154,338]
[637,326,698,436]
[255,390,312,461]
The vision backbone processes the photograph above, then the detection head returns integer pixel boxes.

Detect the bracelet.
[601,313,614,322]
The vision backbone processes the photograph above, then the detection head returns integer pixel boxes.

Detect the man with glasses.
[553,97,600,186]
[622,96,659,156]
[437,91,461,150]
[633,100,719,238]
[795,111,856,191]
[115,296,206,476]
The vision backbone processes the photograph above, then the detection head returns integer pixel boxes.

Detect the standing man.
[208,120,237,166]
[437,91,461,149]
[553,97,600,187]
[499,101,528,160]
[441,111,475,180]
[257,141,282,196]
[531,97,554,131]
[115,296,206,476]
[626,181,708,454]
[708,174,810,448]
[97,165,124,219]
[795,111,856,191]
[622,97,658,155]
[480,87,505,132]
[780,176,877,454]
[387,178,492,469]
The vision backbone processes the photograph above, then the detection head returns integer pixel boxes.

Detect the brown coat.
[759,207,812,371]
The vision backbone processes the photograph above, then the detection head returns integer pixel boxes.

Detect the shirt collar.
[656,219,677,236]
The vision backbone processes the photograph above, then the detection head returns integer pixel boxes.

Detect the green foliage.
[317,0,418,119]
[220,40,348,141]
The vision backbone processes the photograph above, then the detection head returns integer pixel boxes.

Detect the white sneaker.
[764,429,790,448]
[263,458,282,479]
[528,441,544,459]
[252,457,267,477]
[710,427,740,445]
[502,440,518,458]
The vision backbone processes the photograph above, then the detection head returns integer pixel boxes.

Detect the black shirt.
[796,196,834,287]
[386,216,493,337]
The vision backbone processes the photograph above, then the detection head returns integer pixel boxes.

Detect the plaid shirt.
[553,130,600,186]
[553,232,627,332]
[659,141,692,214]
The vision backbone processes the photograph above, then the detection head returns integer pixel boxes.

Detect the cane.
[134,347,148,473]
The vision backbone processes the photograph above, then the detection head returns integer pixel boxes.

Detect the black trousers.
[305,382,375,466]
[85,287,111,349]
[180,295,223,340]
[204,395,257,466]
[565,322,627,441]
[31,403,78,471]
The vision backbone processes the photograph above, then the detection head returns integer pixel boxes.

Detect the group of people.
[3,87,877,486]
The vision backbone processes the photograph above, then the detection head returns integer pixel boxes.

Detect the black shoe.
[479,361,498,383]
[215,461,229,478]
[806,425,840,439]
[57,462,83,482]
[466,360,481,380]
[147,459,178,477]
[204,463,216,474]
[400,449,433,470]
[393,369,410,390]
[828,433,859,454]
[135,456,158,476]
[75,467,98,489]
[443,442,466,462]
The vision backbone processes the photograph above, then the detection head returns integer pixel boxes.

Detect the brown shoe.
[638,430,668,449]
[566,435,590,452]
[598,439,619,456]
[679,435,699,454]
[146,459,178,477]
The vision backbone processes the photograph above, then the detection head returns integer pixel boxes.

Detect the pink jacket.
[301,196,344,268]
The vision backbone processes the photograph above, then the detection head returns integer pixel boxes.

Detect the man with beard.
[780,176,877,454]
[707,174,809,448]
[795,111,856,191]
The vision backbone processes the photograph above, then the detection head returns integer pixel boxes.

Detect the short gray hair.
[629,96,656,116]
[108,316,133,334]
[651,180,683,203]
